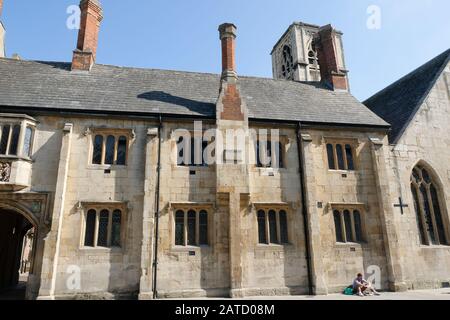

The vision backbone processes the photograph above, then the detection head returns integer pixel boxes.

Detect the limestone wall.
[389,62,450,289]
[305,129,390,292]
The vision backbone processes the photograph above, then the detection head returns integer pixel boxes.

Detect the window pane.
[420,185,437,245]
[257,210,267,244]
[199,210,208,245]
[430,185,447,245]
[0,125,10,155]
[111,210,122,247]
[187,210,196,246]
[336,144,345,170]
[345,145,354,170]
[268,210,278,244]
[326,144,335,170]
[353,210,363,242]
[84,210,96,247]
[92,135,103,164]
[23,127,33,157]
[279,210,288,244]
[175,210,185,246]
[97,210,109,247]
[116,136,127,166]
[333,210,344,243]
[9,125,21,156]
[190,137,196,166]
[179,136,189,166]
[343,210,353,242]
[105,135,115,165]
[278,142,284,169]
[411,184,427,245]
[422,168,432,184]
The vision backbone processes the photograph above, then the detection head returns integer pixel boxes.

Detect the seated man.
[353,273,381,296]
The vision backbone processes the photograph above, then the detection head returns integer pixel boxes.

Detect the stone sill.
[334,242,366,249]
[255,244,292,251]
[86,165,128,170]
[327,169,358,175]
[170,246,211,253]
[0,155,33,163]
[78,247,124,255]
[418,245,450,250]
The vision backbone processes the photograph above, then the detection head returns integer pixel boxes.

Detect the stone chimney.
[0,0,6,58]
[71,0,103,71]
[219,23,238,83]
[315,24,349,91]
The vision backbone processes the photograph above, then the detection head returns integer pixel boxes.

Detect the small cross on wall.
[394,197,409,215]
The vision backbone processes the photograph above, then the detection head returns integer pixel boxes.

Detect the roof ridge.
[364,48,450,104]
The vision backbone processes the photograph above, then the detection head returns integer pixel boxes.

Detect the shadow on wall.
[137,91,215,115]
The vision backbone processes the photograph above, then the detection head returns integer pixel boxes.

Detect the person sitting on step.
[353,273,381,296]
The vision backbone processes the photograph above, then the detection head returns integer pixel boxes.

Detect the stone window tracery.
[174,208,209,247]
[82,204,125,249]
[256,208,289,245]
[0,120,35,158]
[410,165,449,246]
[325,140,356,171]
[333,208,365,243]
[91,129,131,166]
[281,45,294,80]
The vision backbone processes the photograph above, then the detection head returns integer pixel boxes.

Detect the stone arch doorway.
[0,206,38,299]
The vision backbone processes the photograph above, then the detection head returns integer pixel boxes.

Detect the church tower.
[271,22,348,84]
[0,0,6,58]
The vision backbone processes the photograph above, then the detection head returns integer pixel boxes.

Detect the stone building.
[0,0,449,299]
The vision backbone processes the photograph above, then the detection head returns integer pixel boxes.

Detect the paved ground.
[164,288,450,301]
[1,286,450,300]
[244,288,450,300]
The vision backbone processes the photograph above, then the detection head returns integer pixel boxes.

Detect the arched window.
[111,210,122,247]
[174,209,209,246]
[97,209,110,247]
[281,45,294,80]
[116,136,127,166]
[84,209,97,247]
[256,209,289,245]
[410,165,448,246]
[336,144,345,170]
[268,210,278,244]
[333,210,344,243]
[105,135,116,165]
[92,135,103,165]
[326,143,356,171]
[175,210,185,246]
[257,210,267,244]
[333,208,365,243]
[23,126,34,158]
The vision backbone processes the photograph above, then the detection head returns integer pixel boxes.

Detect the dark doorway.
[0,209,35,299]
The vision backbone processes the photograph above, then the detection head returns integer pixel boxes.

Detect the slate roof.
[0,58,389,128]
[364,49,450,143]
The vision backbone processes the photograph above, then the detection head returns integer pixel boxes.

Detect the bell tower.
[271,21,348,84]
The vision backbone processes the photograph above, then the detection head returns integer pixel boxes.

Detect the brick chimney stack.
[219,23,238,83]
[72,0,103,71]
[315,24,349,91]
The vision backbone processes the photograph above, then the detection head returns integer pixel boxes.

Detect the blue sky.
[1,0,449,100]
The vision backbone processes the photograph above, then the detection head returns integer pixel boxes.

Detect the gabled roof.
[0,58,389,128]
[364,49,450,143]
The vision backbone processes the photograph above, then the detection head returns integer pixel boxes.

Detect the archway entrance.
[0,209,35,299]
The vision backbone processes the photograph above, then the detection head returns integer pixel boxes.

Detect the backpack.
[343,286,354,295]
